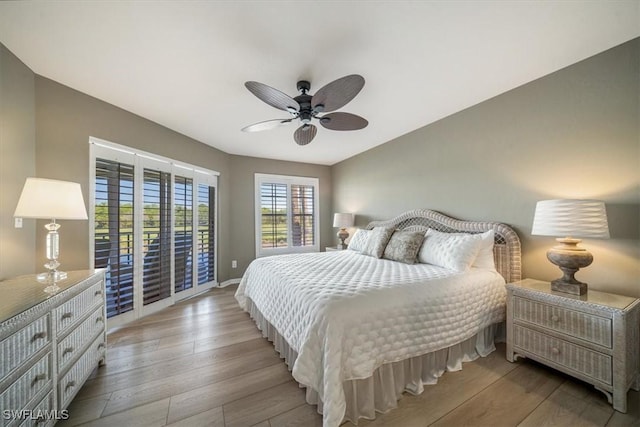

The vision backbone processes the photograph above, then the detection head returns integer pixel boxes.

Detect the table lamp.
[14,178,88,292]
[531,199,609,295]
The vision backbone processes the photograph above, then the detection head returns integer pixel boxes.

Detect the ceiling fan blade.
[319,112,368,131]
[241,118,294,132]
[294,124,317,145]
[311,74,365,112]
[245,81,300,112]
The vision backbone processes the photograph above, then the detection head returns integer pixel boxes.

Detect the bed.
[235,209,521,426]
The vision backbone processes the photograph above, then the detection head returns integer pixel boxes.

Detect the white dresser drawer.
[57,335,106,409]
[16,391,53,427]
[0,316,50,382]
[0,353,51,424]
[513,296,612,347]
[56,306,105,372]
[53,280,104,336]
[514,324,612,385]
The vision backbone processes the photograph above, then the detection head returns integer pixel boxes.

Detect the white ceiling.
[1,1,638,165]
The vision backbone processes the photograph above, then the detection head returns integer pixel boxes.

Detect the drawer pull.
[95,316,104,324]
[31,331,47,342]
[65,380,76,390]
[31,373,46,387]
[551,347,560,355]
[63,346,74,357]
[95,289,103,296]
[61,312,73,320]
[551,315,560,322]
[97,342,106,350]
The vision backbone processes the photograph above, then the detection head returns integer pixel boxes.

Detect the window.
[255,173,319,257]
[90,137,218,326]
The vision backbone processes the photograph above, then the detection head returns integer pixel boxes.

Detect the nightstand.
[506,279,640,413]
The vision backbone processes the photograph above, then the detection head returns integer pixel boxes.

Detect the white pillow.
[473,230,496,270]
[347,229,370,252]
[418,229,482,272]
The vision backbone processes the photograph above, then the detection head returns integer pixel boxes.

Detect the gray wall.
[332,39,640,297]
[228,155,332,278]
[32,76,333,282]
[0,44,36,279]
[34,76,234,281]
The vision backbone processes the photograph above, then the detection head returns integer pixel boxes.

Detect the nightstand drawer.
[513,295,612,347]
[514,325,612,385]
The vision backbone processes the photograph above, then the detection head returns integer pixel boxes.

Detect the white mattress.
[235,250,507,427]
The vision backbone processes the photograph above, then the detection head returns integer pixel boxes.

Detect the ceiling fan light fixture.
[243,74,367,145]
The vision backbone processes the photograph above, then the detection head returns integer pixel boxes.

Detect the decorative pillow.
[347,229,370,252]
[362,227,394,258]
[473,230,496,270]
[382,230,425,264]
[418,229,482,272]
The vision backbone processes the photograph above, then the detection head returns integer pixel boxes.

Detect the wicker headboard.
[366,209,522,283]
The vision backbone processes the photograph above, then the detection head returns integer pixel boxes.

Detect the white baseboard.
[220,278,241,288]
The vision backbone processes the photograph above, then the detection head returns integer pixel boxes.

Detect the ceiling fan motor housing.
[294,92,313,124]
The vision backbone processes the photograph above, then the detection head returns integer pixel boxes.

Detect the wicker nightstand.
[506,279,640,412]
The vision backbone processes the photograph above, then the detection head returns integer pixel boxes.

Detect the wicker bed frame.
[366,208,522,283]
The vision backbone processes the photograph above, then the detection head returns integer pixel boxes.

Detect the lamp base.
[551,278,587,296]
[337,228,349,250]
[37,270,67,282]
[546,238,593,296]
[37,270,66,295]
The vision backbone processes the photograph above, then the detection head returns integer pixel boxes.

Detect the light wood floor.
[59,285,640,427]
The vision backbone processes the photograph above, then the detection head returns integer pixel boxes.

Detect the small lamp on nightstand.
[333,213,354,250]
[531,199,609,296]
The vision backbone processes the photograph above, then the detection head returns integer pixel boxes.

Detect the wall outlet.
[231,260,237,269]
[14,217,23,228]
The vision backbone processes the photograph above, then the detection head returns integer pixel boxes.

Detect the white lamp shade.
[14,178,88,220]
[531,199,609,239]
[333,213,354,228]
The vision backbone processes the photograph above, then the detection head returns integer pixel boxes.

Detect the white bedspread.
[235,250,506,427]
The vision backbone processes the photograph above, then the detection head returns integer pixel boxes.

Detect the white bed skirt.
[246,297,504,425]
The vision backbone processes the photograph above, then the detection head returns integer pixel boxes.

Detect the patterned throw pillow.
[362,227,394,258]
[418,228,482,271]
[382,230,425,264]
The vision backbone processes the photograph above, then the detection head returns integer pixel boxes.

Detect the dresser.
[0,270,106,426]
[506,279,640,413]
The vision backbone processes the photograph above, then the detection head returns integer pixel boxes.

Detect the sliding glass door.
[90,138,218,327]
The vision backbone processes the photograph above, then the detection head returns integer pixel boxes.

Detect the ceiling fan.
[242,74,368,146]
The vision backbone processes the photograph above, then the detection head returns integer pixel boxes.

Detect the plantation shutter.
[260,183,288,249]
[197,184,216,285]
[291,184,315,247]
[142,169,172,305]
[94,158,135,318]
[174,175,193,292]
[255,174,319,257]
